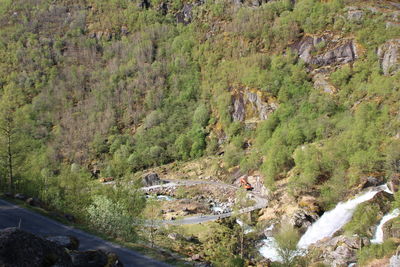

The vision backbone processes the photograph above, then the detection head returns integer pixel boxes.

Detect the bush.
[357,240,397,265]
[87,195,135,240]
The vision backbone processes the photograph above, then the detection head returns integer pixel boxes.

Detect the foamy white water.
[297,185,389,249]
[371,208,400,244]
[259,237,282,262]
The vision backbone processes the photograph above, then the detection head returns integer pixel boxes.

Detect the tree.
[274,223,300,266]
[0,86,23,193]
[232,189,254,260]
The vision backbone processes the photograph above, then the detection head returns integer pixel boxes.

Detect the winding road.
[142,179,268,225]
[0,199,171,267]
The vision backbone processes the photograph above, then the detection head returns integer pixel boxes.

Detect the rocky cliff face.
[378,39,400,75]
[231,87,278,123]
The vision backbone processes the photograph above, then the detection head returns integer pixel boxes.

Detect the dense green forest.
[1,0,400,265]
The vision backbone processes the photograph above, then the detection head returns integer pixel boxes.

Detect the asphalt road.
[0,199,171,267]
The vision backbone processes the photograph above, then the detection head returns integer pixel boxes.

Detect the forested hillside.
[1,0,400,266]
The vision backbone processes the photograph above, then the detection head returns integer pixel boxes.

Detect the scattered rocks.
[377,39,400,75]
[0,227,73,267]
[45,235,80,250]
[346,7,364,22]
[312,235,363,267]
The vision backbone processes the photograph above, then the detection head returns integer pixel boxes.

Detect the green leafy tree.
[274,223,300,266]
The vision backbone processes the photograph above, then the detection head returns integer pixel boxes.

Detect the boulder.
[142,172,162,187]
[63,213,76,223]
[106,252,124,267]
[176,4,193,25]
[69,250,108,267]
[45,235,79,250]
[0,227,72,267]
[389,253,400,267]
[290,209,319,231]
[360,175,385,189]
[388,173,400,193]
[26,197,42,207]
[377,39,400,75]
[14,193,28,201]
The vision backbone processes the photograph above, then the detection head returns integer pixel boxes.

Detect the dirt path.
[141,179,268,225]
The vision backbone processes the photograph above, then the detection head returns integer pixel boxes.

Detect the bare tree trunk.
[240,230,244,259]
[7,130,13,193]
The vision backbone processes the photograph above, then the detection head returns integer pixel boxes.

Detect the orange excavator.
[240,177,253,191]
[99,177,114,183]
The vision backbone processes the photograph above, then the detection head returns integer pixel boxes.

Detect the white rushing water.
[371,208,400,244]
[297,184,390,249]
[259,237,282,262]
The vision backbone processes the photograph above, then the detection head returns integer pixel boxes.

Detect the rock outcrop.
[293,35,358,68]
[383,217,400,240]
[311,235,366,267]
[378,39,400,75]
[0,227,73,267]
[142,172,163,186]
[231,88,277,123]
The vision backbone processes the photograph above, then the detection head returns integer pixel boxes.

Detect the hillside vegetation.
[1,0,400,265]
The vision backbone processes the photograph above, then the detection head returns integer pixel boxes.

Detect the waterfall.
[297,184,389,249]
[371,208,400,244]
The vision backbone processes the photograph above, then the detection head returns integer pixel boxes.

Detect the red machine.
[240,177,253,191]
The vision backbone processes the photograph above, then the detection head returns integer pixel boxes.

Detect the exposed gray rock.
[312,235,362,267]
[14,193,28,201]
[293,36,357,67]
[378,39,400,75]
[311,42,357,66]
[383,216,400,241]
[290,209,319,231]
[142,172,162,186]
[388,173,400,193]
[347,7,364,22]
[45,235,79,250]
[232,93,245,122]
[313,74,336,93]
[0,227,73,267]
[232,89,277,122]
[389,253,400,267]
[176,4,193,25]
